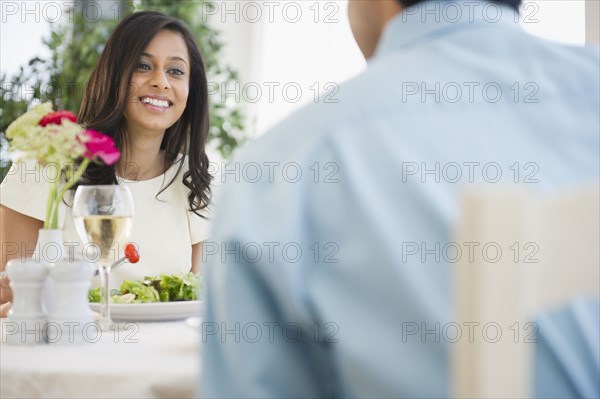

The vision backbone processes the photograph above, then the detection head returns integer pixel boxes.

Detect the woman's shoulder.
[0,160,53,221]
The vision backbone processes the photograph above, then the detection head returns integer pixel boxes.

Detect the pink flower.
[39,111,77,127]
[81,129,120,165]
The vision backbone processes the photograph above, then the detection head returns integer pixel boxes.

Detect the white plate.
[89,301,203,322]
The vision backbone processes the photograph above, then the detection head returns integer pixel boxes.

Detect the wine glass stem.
[98,263,111,330]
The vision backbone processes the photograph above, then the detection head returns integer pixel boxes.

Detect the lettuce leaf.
[88,273,202,303]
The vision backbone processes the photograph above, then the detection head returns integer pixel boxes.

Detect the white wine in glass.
[73,185,134,330]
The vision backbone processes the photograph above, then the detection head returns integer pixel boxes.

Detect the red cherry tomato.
[124,243,140,263]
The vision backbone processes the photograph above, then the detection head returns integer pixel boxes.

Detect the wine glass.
[72,185,134,330]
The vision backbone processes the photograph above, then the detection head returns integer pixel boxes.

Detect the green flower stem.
[48,158,90,229]
[44,179,59,229]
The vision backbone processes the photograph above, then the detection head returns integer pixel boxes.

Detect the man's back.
[203,3,599,397]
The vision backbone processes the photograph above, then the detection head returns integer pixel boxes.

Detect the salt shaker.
[46,259,94,345]
[5,258,49,345]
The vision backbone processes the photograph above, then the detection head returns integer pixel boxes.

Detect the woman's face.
[124,29,190,137]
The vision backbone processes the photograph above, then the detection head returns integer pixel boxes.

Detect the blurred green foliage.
[1,0,247,181]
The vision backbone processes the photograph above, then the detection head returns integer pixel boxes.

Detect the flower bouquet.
[5,102,120,229]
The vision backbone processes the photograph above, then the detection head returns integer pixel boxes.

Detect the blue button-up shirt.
[202,1,599,397]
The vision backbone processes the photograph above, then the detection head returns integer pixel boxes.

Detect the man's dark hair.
[398,0,522,12]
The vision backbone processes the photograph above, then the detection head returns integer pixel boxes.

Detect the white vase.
[33,229,65,315]
[46,259,94,345]
[33,229,65,264]
[5,258,49,345]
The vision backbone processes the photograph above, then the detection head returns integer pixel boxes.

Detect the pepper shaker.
[46,259,95,344]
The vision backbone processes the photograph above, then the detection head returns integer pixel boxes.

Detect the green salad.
[88,273,202,304]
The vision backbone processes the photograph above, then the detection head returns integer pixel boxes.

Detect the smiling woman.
[0,12,213,308]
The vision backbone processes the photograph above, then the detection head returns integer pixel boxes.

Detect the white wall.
[519,0,586,45]
[208,1,365,135]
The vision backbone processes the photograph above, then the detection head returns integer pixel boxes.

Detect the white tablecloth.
[0,320,200,399]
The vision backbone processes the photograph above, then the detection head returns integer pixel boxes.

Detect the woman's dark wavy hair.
[398,0,522,12]
[77,11,211,218]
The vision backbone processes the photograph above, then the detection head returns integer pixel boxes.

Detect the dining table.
[0,318,201,399]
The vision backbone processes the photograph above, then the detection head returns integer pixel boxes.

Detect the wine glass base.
[98,317,113,331]
[96,319,136,332]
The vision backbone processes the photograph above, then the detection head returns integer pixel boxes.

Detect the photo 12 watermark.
[199,1,342,24]
[2,240,138,266]
[401,161,540,184]
[2,321,140,344]
[201,241,340,265]
[1,1,134,24]
[208,81,339,105]
[401,241,540,264]
[399,81,539,104]
[402,321,539,344]
[2,160,153,184]
[202,321,339,344]
[209,161,340,184]
[400,1,540,25]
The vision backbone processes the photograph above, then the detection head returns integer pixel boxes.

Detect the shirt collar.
[374,0,519,59]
